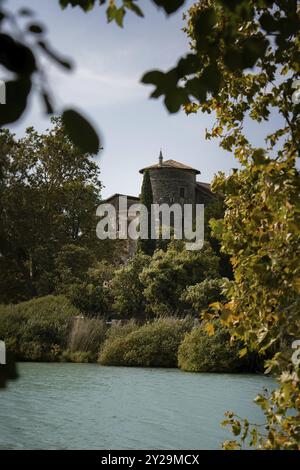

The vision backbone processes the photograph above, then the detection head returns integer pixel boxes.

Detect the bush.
[99,317,193,367]
[178,322,246,372]
[0,295,79,361]
[181,278,229,315]
[61,350,91,363]
[140,240,220,316]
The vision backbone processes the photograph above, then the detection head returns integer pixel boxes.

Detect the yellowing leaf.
[239,347,248,358]
[205,322,215,337]
[293,278,300,293]
[209,301,222,311]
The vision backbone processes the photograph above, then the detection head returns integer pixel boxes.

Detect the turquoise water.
[0,363,274,450]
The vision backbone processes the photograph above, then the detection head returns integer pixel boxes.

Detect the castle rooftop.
[139,158,200,175]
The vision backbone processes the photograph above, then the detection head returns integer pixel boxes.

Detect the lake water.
[0,363,274,450]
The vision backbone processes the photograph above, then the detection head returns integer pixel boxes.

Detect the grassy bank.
[0,295,262,372]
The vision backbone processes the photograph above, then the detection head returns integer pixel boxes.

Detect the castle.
[103,152,213,254]
[105,150,213,210]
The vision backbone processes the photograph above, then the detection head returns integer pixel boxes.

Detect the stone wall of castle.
[149,168,196,206]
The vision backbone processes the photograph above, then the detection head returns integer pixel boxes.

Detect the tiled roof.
[103,193,139,203]
[139,159,200,174]
[196,181,211,192]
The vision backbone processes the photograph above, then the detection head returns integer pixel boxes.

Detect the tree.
[204,194,233,279]
[140,240,220,316]
[176,0,300,450]
[142,1,300,120]
[110,251,151,318]
[56,254,116,317]
[137,170,156,256]
[211,160,300,449]
[0,118,112,303]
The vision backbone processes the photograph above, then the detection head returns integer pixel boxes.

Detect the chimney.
[159,149,163,166]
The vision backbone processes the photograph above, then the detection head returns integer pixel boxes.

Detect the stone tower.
[104,152,213,256]
[139,151,201,206]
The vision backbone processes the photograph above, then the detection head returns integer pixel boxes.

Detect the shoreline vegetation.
[0,295,263,373]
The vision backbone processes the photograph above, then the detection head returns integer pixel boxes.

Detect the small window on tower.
[179,187,185,198]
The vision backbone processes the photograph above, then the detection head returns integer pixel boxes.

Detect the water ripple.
[0,363,274,450]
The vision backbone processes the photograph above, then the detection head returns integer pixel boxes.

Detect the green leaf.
[28,23,44,34]
[0,78,32,126]
[141,70,168,98]
[177,54,201,76]
[164,88,189,113]
[241,36,269,69]
[107,4,117,23]
[0,34,36,76]
[249,428,258,447]
[141,70,165,85]
[193,7,216,40]
[259,12,278,32]
[59,0,96,11]
[232,421,241,436]
[151,0,185,15]
[124,1,144,18]
[201,64,222,94]
[62,109,100,154]
[115,7,126,27]
[185,77,206,102]
[224,47,243,71]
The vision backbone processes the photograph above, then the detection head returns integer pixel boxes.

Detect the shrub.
[140,240,220,316]
[181,278,229,315]
[99,317,193,367]
[98,335,131,366]
[0,295,79,361]
[178,322,246,372]
[61,350,91,363]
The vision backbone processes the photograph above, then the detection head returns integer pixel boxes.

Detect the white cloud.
[41,37,150,112]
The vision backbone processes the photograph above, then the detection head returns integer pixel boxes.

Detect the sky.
[4,0,283,198]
